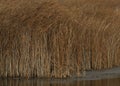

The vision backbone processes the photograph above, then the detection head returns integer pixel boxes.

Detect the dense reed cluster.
[0,0,120,78]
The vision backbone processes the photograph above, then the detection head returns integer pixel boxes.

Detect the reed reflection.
[0,78,120,86]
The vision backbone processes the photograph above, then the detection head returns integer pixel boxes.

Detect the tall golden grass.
[0,0,120,78]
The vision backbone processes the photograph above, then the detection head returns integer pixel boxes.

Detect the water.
[0,78,120,86]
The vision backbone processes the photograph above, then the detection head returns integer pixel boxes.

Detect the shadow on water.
[0,78,120,86]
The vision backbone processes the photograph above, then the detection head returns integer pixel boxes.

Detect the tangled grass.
[0,0,120,78]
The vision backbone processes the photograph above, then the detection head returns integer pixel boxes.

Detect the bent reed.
[0,0,120,78]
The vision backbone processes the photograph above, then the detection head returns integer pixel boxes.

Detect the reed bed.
[0,0,120,78]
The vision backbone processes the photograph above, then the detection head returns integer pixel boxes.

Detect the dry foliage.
[0,0,120,78]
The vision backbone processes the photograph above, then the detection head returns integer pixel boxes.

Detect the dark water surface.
[0,78,120,86]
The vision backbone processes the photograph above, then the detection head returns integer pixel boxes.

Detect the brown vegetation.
[0,0,120,78]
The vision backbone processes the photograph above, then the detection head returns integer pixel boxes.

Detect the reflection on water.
[0,78,120,86]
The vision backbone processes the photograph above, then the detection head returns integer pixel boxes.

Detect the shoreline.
[0,67,120,81]
[79,67,120,80]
